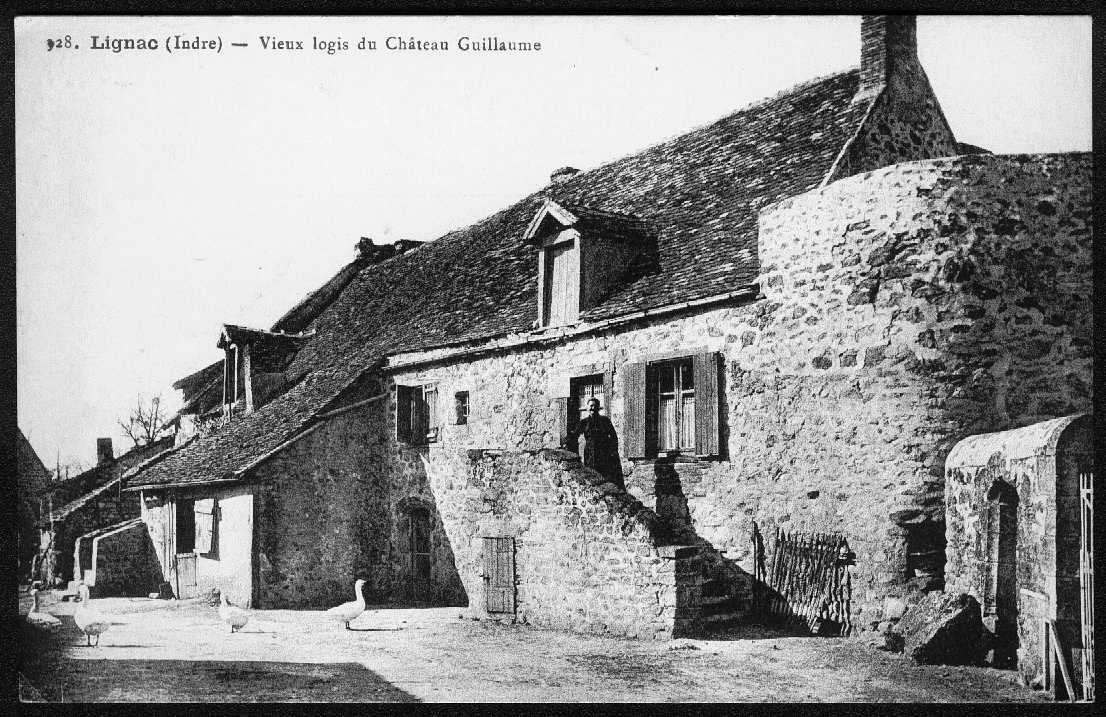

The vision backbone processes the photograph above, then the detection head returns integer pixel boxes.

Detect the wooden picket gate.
[751,523,854,635]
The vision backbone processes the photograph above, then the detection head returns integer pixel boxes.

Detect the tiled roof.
[126,69,869,490]
[44,437,174,519]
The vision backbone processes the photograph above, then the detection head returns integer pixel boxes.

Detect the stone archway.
[984,479,1018,668]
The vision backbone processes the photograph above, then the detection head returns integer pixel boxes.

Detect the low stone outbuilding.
[944,414,1092,696]
[35,437,172,589]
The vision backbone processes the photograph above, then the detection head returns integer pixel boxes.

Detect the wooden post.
[1048,619,1076,702]
[1043,618,1052,694]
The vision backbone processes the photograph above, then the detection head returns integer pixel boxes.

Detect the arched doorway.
[984,480,1018,668]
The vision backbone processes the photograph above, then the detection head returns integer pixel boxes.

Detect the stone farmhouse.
[120,14,1091,672]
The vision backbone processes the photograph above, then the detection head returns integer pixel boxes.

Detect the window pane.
[679,394,695,449]
[658,364,675,393]
[680,361,694,390]
[571,374,604,424]
[659,394,678,451]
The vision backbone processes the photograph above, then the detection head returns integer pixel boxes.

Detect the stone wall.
[252,401,466,609]
[830,53,958,183]
[424,447,701,639]
[750,151,1091,627]
[47,480,142,585]
[87,519,163,597]
[944,414,1091,688]
[383,152,1090,634]
[832,15,959,184]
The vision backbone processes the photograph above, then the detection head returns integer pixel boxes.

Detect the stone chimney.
[356,237,425,264]
[96,437,113,465]
[855,15,920,103]
[393,239,424,255]
[550,166,580,184]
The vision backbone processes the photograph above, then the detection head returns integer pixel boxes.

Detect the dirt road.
[18,593,1049,702]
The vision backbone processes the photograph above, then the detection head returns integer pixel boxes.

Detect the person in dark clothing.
[565,398,625,490]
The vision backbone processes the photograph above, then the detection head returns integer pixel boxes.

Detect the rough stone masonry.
[383,152,1090,639]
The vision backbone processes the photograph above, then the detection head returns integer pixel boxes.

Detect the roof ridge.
[562,203,647,223]
[554,67,859,190]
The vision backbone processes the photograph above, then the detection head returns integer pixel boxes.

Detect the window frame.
[622,350,721,460]
[648,357,696,455]
[396,382,440,446]
[537,228,582,328]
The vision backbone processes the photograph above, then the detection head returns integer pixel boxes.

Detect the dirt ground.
[18,590,1051,703]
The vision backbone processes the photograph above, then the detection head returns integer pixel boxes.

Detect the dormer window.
[525,200,652,329]
[215,324,308,417]
[223,344,243,407]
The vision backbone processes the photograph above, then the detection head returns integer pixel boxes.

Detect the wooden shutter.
[194,498,215,554]
[693,351,721,457]
[622,361,647,458]
[424,385,439,441]
[396,385,413,443]
[552,397,569,447]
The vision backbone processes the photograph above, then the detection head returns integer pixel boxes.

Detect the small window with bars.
[569,374,605,429]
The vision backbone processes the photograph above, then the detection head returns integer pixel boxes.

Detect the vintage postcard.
[15,14,1092,702]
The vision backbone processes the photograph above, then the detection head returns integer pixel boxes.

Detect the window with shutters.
[396,384,439,445]
[622,351,722,460]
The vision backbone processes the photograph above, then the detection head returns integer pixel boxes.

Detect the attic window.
[542,232,581,326]
[525,200,650,329]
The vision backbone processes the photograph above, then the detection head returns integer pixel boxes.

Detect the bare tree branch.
[118,394,171,447]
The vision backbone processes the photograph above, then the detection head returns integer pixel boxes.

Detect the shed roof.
[126,68,871,490]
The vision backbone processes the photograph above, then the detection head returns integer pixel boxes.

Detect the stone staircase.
[694,543,753,634]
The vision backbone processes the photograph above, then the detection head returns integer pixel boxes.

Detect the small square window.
[454,391,470,425]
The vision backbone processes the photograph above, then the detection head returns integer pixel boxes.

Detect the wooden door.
[409,508,431,600]
[176,553,198,599]
[484,537,516,615]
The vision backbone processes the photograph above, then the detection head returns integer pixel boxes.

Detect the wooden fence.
[1079,471,1093,702]
[751,523,854,635]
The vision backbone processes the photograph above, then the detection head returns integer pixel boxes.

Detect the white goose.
[218,590,250,633]
[325,578,367,630]
[25,587,62,631]
[74,583,112,646]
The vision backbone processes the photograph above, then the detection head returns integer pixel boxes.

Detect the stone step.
[700,579,730,598]
[701,599,743,617]
[701,612,743,630]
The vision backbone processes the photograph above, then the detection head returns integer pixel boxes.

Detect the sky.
[15,15,1092,469]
